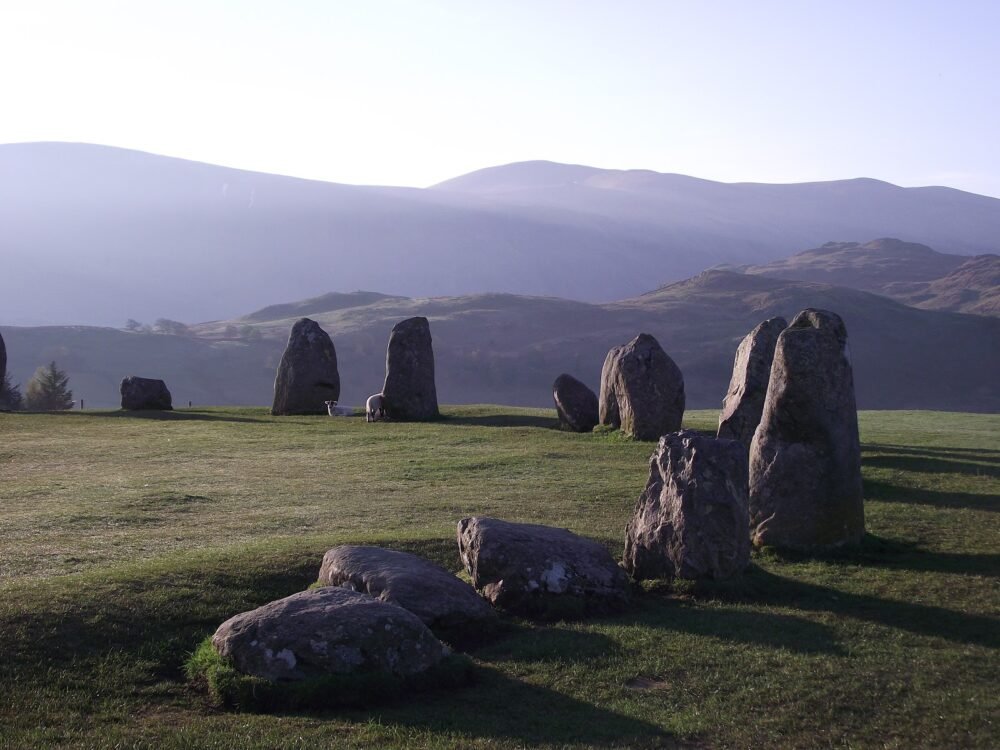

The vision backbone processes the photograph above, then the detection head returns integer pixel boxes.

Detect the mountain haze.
[4,143,1000,327]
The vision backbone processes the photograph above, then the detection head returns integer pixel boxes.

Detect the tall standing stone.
[382,316,439,421]
[0,330,6,386]
[717,317,787,450]
[271,318,340,416]
[623,430,750,581]
[749,309,864,550]
[598,333,685,440]
[552,373,598,432]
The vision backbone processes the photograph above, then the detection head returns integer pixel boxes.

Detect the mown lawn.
[1,406,997,749]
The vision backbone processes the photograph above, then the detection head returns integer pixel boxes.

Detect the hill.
[4,143,1000,326]
[741,238,999,315]
[3,271,998,412]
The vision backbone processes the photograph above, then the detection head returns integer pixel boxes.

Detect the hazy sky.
[2,1,998,196]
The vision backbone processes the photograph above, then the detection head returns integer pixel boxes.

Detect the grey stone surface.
[457,516,630,617]
[553,373,598,432]
[382,317,439,421]
[211,587,446,682]
[120,376,173,410]
[599,333,685,440]
[623,430,750,580]
[0,330,6,385]
[318,545,496,641]
[749,309,865,550]
[717,317,787,449]
[271,318,340,415]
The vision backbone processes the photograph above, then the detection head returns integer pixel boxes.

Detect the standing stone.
[599,333,685,440]
[552,373,598,432]
[457,517,630,618]
[749,309,864,550]
[382,316,439,421]
[271,318,340,415]
[0,330,6,385]
[120,376,173,410]
[623,430,750,581]
[717,317,787,450]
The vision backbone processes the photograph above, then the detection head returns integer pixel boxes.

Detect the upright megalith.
[382,316,439,421]
[0,330,6,384]
[552,373,598,432]
[271,318,340,415]
[717,317,787,449]
[623,430,750,581]
[749,309,864,550]
[120,376,173,410]
[598,333,685,440]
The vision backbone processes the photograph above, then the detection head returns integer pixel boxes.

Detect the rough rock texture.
[120,376,173,410]
[623,430,750,580]
[211,587,446,682]
[717,317,787,449]
[552,373,598,432]
[271,318,340,415]
[749,309,864,550]
[382,316,439,421]
[318,546,496,642]
[599,334,685,441]
[457,517,630,617]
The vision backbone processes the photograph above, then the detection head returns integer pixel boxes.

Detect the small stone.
[120,376,172,410]
[552,373,599,432]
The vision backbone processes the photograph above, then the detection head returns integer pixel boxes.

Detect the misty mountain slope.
[5,271,997,413]
[739,238,999,315]
[4,143,1000,327]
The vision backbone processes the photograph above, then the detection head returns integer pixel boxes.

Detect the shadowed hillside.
[4,272,997,412]
[4,144,1000,327]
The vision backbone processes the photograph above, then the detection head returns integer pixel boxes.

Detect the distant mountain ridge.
[741,238,999,315]
[4,270,997,413]
[4,143,1000,327]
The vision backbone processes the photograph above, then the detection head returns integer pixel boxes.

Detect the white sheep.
[324,400,354,417]
[366,393,386,422]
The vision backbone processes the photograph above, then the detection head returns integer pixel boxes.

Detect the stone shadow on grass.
[696,564,1000,650]
[846,534,1000,577]
[863,453,1000,479]
[863,478,999,513]
[345,665,673,747]
[75,409,267,424]
[862,443,1000,459]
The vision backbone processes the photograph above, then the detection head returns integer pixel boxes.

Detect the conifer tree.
[24,361,74,411]
[0,372,23,410]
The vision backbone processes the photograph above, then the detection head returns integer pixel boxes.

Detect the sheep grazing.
[366,393,386,422]
[324,400,353,417]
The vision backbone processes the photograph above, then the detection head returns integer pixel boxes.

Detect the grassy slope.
[0,407,997,749]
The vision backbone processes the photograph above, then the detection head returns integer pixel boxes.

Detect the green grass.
[0,406,997,748]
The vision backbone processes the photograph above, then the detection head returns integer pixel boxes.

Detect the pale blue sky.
[2,0,997,195]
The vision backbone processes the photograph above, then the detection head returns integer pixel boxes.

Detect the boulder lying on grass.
[552,373,599,432]
[457,516,630,618]
[120,376,173,410]
[271,318,340,415]
[599,333,685,440]
[623,430,750,580]
[717,317,786,450]
[749,309,864,550]
[318,545,496,643]
[211,587,447,683]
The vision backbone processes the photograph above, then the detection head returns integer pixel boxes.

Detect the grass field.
[1,406,997,749]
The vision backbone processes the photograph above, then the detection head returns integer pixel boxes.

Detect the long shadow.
[71,409,266,424]
[442,413,561,429]
[695,564,1000,650]
[848,534,1000,577]
[617,596,845,655]
[863,443,1000,459]
[349,666,673,747]
[864,454,1000,479]
[864,478,999,512]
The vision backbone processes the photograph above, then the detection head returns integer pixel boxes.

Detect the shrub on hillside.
[24,361,74,411]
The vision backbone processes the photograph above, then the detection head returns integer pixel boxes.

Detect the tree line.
[1,361,74,411]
